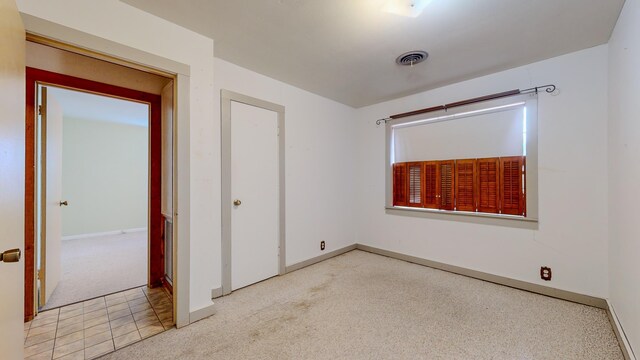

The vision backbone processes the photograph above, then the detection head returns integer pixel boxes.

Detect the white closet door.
[230,101,279,290]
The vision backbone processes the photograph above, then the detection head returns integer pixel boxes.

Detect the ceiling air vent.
[396,50,429,66]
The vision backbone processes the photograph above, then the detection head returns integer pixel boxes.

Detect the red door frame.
[24,67,163,321]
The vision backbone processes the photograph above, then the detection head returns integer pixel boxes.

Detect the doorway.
[22,38,184,356]
[24,65,169,321]
[35,85,150,310]
[221,90,286,295]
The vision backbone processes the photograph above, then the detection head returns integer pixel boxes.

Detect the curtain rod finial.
[376,118,391,126]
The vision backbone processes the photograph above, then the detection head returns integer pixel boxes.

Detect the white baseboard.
[211,287,223,299]
[607,300,637,360]
[281,243,613,312]
[189,302,216,324]
[62,227,147,241]
[356,244,608,309]
[285,244,357,273]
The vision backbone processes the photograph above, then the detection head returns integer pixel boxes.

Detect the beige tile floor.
[24,286,174,360]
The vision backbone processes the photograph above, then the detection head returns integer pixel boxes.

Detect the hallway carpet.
[102,250,622,360]
[42,231,147,310]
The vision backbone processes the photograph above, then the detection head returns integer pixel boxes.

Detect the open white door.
[37,86,63,307]
[0,0,26,359]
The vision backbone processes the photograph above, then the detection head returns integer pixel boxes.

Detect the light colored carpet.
[41,231,147,310]
[102,250,622,360]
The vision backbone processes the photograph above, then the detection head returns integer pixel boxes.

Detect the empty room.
[1,0,639,359]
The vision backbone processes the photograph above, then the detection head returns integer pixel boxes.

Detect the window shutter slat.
[438,160,454,210]
[423,161,438,209]
[477,157,499,213]
[407,162,424,207]
[455,159,476,212]
[500,156,525,215]
[393,162,408,206]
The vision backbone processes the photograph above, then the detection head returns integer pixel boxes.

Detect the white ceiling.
[48,87,149,127]
[122,0,624,108]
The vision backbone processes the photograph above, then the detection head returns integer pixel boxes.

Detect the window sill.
[385,206,538,229]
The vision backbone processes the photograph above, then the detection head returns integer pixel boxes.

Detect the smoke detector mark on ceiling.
[383,0,432,17]
[396,50,429,66]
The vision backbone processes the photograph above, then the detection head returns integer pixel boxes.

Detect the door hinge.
[37,269,43,280]
[38,105,42,116]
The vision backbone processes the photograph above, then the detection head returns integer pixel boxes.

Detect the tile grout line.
[106,293,118,358]
[23,308,59,360]
[142,287,165,331]
[84,295,115,359]
[92,296,111,359]
[50,308,60,360]
[57,299,94,360]
[124,288,144,336]
[155,287,174,329]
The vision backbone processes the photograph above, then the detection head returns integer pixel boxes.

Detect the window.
[386,94,537,220]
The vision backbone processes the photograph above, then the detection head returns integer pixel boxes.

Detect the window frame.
[385,93,538,224]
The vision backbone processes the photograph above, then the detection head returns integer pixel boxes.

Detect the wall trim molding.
[211,287,223,299]
[285,244,357,273]
[607,300,637,360]
[62,227,147,241]
[189,302,216,324]
[355,244,608,309]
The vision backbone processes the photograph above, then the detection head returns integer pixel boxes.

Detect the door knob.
[233,199,242,206]
[60,200,68,206]
[0,248,21,263]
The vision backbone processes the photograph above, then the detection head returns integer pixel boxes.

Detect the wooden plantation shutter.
[407,162,424,207]
[393,162,408,206]
[455,159,476,211]
[423,161,438,209]
[393,157,526,217]
[438,160,454,210]
[477,158,499,213]
[500,156,525,215]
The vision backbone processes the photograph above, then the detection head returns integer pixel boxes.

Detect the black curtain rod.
[375,84,556,125]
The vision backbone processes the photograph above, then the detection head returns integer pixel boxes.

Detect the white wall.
[608,0,640,353]
[214,58,357,269]
[61,118,148,237]
[354,45,610,298]
[17,0,216,312]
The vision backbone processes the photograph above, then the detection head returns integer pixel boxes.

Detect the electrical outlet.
[540,266,552,281]
[320,241,325,251]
